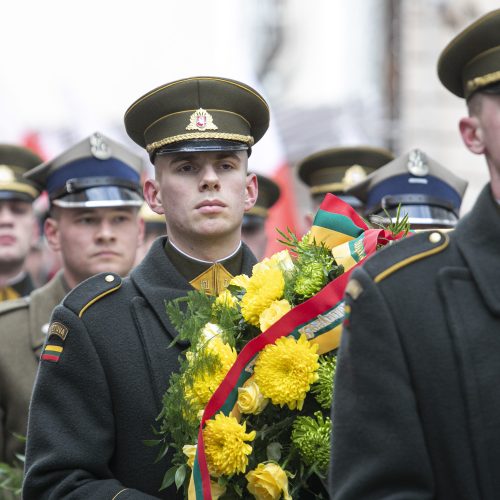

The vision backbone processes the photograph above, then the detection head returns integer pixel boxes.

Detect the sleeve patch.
[48,321,69,341]
[41,343,63,363]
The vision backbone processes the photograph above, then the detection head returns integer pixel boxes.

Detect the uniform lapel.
[453,185,500,316]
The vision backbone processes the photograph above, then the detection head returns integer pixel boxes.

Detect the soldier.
[23,76,269,498]
[347,148,468,230]
[241,173,280,260]
[297,145,394,225]
[330,9,500,499]
[0,132,144,464]
[0,145,43,301]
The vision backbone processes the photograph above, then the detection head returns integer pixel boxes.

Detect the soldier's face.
[44,206,144,289]
[0,199,36,272]
[144,151,257,255]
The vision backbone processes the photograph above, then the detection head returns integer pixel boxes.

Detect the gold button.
[429,232,441,244]
[104,274,115,283]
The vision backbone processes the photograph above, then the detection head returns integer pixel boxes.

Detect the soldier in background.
[297,145,394,226]
[0,132,144,464]
[347,148,468,230]
[241,173,280,260]
[0,145,43,301]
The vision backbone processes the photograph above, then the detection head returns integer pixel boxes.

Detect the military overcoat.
[0,271,67,463]
[23,237,256,499]
[329,184,500,499]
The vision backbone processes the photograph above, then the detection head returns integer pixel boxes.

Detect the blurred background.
[0,0,495,255]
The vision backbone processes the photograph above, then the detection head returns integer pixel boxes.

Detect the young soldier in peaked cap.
[330,10,500,499]
[347,148,468,229]
[297,145,394,225]
[24,76,269,499]
[0,145,43,301]
[0,132,145,465]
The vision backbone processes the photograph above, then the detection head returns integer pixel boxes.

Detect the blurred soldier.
[24,76,268,498]
[347,148,468,230]
[134,202,167,266]
[0,145,43,301]
[297,145,394,225]
[330,9,500,499]
[241,173,280,260]
[0,132,144,464]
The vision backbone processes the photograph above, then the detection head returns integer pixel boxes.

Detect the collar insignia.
[186,108,218,131]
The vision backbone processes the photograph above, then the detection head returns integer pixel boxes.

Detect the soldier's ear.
[44,217,62,252]
[459,116,485,155]
[143,179,165,215]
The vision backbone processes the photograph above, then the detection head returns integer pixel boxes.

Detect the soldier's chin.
[0,254,24,273]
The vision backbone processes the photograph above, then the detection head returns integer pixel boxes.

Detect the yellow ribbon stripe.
[309,324,343,355]
[45,345,63,353]
[310,226,355,250]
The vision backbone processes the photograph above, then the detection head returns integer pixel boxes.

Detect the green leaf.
[159,466,177,491]
[142,439,162,447]
[266,442,283,462]
[174,464,187,490]
[154,441,170,463]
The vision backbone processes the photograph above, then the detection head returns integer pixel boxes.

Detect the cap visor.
[155,139,249,155]
[52,186,143,208]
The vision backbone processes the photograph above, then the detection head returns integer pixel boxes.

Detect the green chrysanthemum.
[291,411,332,473]
[311,355,337,409]
[294,261,328,299]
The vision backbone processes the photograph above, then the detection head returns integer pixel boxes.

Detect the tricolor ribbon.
[191,194,409,499]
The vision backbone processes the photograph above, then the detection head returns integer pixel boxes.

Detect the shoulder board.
[363,230,449,284]
[0,296,29,316]
[63,272,122,318]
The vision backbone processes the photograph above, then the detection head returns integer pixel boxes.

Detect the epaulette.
[363,230,450,284]
[63,272,122,318]
[0,296,29,316]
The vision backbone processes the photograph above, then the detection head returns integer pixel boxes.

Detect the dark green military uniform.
[330,9,500,499]
[0,272,67,463]
[24,76,269,498]
[24,237,256,499]
[330,186,500,499]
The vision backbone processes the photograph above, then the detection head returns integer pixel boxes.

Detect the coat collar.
[453,184,500,315]
[130,237,257,339]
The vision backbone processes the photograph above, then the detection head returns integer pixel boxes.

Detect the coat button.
[104,274,115,282]
[429,232,442,243]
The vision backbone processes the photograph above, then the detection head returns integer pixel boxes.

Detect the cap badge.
[186,108,218,131]
[342,165,367,187]
[0,165,16,182]
[90,132,112,160]
[407,149,429,177]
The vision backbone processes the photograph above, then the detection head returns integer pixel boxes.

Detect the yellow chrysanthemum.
[254,334,319,410]
[214,289,238,309]
[230,273,251,289]
[203,413,256,476]
[246,462,292,500]
[259,299,292,332]
[241,267,284,327]
[186,337,237,408]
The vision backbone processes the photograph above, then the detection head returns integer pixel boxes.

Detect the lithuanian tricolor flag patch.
[41,344,63,363]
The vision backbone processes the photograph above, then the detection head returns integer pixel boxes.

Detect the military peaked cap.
[347,148,468,228]
[0,145,43,202]
[124,76,270,158]
[438,9,500,98]
[25,132,144,208]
